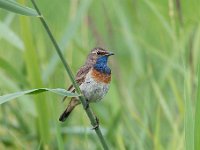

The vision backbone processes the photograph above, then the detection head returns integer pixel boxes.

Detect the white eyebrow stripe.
[92,49,107,55]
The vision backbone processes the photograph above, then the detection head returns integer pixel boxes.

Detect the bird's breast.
[80,69,111,102]
[91,68,111,84]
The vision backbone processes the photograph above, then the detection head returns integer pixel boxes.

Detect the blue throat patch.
[94,56,111,75]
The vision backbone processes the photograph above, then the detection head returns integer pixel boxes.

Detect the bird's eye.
[97,51,101,55]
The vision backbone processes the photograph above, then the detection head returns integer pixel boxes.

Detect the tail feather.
[59,108,73,122]
[59,98,80,122]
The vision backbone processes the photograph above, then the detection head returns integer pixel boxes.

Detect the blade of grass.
[0,72,19,91]
[0,88,78,105]
[154,106,162,150]
[19,0,50,144]
[106,109,122,140]
[187,25,200,150]
[152,80,173,123]
[152,79,179,134]
[8,103,30,134]
[111,0,143,75]
[194,59,200,150]
[116,134,126,150]
[0,57,27,84]
[192,25,200,150]
[0,0,38,16]
[184,69,194,150]
[3,13,15,25]
[143,0,175,40]
[0,21,24,50]
[50,98,64,150]
[168,75,184,115]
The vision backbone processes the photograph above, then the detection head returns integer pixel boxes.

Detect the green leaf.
[0,0,38,16]
[0,88,79,105]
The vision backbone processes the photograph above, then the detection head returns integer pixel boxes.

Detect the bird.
[59,47,114,122]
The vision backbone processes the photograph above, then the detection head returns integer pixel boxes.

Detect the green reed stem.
[30,0,109,149]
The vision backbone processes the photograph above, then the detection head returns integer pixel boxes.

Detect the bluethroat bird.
[59,47,114,122]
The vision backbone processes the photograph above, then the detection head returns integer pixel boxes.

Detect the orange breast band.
[91,69,111,84]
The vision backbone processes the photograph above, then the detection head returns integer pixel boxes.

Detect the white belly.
[80,72,110,102]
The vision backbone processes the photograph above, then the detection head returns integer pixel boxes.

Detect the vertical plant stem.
[184,68,194,150]
[30,0,109,149]
[19,0,50,145]
[194,65,200,150]
[175,0,183,26]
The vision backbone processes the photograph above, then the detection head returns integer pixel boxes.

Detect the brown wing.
[62,65,92,101]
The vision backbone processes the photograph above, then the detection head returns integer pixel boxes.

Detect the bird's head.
[86,47,114,66]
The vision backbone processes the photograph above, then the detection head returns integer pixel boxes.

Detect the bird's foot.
[84,99,89,110]
[91,116,99,130]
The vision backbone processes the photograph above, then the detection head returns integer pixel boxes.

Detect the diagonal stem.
[30,0,109,149]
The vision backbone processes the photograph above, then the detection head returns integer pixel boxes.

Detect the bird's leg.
[91,115,99,130]
[84,99,89,110]
[83,100,99,130]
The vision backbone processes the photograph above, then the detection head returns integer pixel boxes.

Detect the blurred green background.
[0,0,200,149]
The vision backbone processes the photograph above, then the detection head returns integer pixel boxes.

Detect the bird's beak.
[107,51,114,56]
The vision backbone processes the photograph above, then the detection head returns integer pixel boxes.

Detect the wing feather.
[63,65,92,102]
